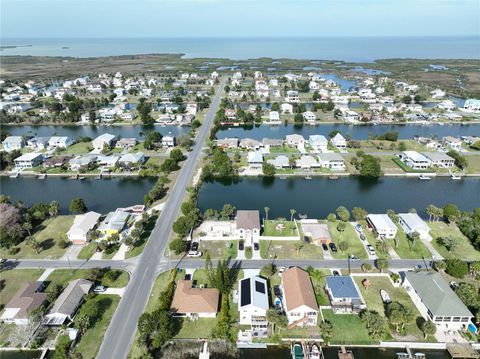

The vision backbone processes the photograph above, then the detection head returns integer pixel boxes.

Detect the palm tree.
[290,209,296,222]
[264,207,270,221]
[426,205,435,222]
[294,241,304,253]
[23,222,33,237]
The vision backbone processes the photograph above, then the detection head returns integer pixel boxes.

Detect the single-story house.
[398,213,430,240]
[309,135,328,152]
[240,138,262,150]
[26,136,50,150]
[399,151,431,170]
[422,152,455,168]
[44,279,93,326]
[97,211,130,237]
[267,155,289,169]
[262,138,284,148]
[296,155,320,169]
[318,153,345,170]
[92,133,116,150]
[325,276,366,314]
[1,282,46,325]
[331,133,347,148]
[96,155,119,167]
[119,152,145,165]
[403,271,473,330]
[235,210,261,246]
[2,136,25,152]
[162,133,175,148]
[14,152,43,169]
[281,267,318,328]
[238,276,269,336]
[67,211,102,245]
[301,221,332,244]
[69,155,96,171]
[48,136,73,148]
[170,280,219,318]
[286,134,305,147]
[247,151,263,169]
[43,156,71,168]
[442,136,462,151]
[216,137,239,149]
[366,214,398,239]
[116,138,137,149]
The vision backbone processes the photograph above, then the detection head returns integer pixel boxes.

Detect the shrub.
[445,259,468,278]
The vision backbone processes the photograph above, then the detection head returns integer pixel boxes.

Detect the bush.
[445,259,469,278]
[8,247,20,255]
[58,239,69,249]
[169,238,187,255]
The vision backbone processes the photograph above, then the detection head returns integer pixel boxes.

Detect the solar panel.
[255,280,266,294]
[240,279,251,306]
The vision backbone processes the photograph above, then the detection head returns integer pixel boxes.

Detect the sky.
[1,0,479,38]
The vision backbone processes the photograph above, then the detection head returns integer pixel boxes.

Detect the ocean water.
[1,36,479,61]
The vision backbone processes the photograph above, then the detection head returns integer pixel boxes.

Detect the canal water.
[216,123,480,141]
[3,124,188,140]
[198,177,480,219]
[0,176,156,213]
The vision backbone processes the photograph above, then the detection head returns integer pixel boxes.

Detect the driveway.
[350,221,377,260]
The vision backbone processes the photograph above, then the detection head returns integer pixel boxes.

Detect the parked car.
[278,266,286,274]
[239,241,244,251]
[187,251,203,257]
[273,285,282,297]
[332,270,340,276]
[253,242,259,251]
[366,244,376,256]
[450,281,460,290]
[349,255,360,261]
[191,242,199,251]
[322,243,329,251]
[93,285,106,293]
[355,224,363,233]
[184,274,192,280]
[329,242,337,253]
[360,233,366,241]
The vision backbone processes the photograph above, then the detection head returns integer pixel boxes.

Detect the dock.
[447,343,480,359]
[338,346,354,359]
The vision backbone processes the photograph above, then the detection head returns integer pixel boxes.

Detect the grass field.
[321,309,376,344]
[386,225,432,259]
[259,240,324,260]
[309,268,330,306]
[77,242,97,259]
[62,142,93,155]
[125,214,159,259]
[0,269,44,308]
[173,317,216,339]
[199,240,238,259]
[429,222,480,260]
[44,269,129,290]
[327,222,368,259]
[263,220,298,237]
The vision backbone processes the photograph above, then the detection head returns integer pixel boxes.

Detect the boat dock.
[446,343,480,359]
[338,346,354,359]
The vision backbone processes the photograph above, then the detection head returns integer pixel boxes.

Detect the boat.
[78,176,86,180]
[305,175,312,180]
[418,174,431,180]
[380,289,391,304]
[37,174,46,179]
[329,174,339,180]
[451,174,462,180]
[9,172,19,178]
[310,344,321,359]
[274,297,283,313]
[291,343,304,359]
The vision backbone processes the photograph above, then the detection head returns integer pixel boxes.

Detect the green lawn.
[199,240,238,259]
[358,221,390,259]
[327,222,368,259]
[321,309,376,344]
[259,240,324,260]
[77,242,97,260]
[278,318,321,339]
[269,145,299,154]
[386,225,432,259]
[173,317,216,339]
[0,216,74,259]
[429,222,480,260]
[353,276,427,341]
[378,156,405,174]
[125,214,159,259]
[62,142,93,155]
[465,154,480,174]
[0,269,44,308]
[263,220,298,237]
[44,269,129,290]
[309,269,330,306]
[392,157,430,173]
[76,294,120,359]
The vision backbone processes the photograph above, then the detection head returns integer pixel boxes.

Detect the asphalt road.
[96,79,226,359]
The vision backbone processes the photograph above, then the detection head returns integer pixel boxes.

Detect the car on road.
[322,243,329,251]
[332,270,340,276]
[191,242,199,251]
[253,242,259,251]
[366,244,376,256]
[329,242,337,253]
[355,224,363,233]
[450,281,460,290]
[187,251,203,257]
[278,266,286,274]
[238,241,244,251]
[93,285,106,293]
[273,285,282,297]
[349,255,360,261]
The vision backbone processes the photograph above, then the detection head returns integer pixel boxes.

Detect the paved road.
[96,79,226,359]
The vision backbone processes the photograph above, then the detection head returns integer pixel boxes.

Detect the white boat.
[9,172,19,178]
[418,174,431,180]
[380,289,391,304]
[451,174,462,180]
[310,344,321,359]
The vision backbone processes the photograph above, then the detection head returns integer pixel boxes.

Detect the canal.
[0,176,156,213]
[198,177,480,219]
[216,123,480,140]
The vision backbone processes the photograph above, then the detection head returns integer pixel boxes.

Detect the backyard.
[321,309,376,345]
[429,222,480,260]
[259,240,324,260]
[263,220,299,237]
[44,268,129,290]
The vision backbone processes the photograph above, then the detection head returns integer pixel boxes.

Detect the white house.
[281,267,318,328]
[48,136,73,148]
[285,90,299,103]
[331,133,347,149]
[422,152,455,168]
[26,137,50,150]
[67,211,102,245]
[285,134,305,148]
[247,151,263,169]
[366,214,398,239]
[318,153,345,171]
[92,133,116,150]
[2,136,25,152]
[238,276,269,337]
[430,89,446,99]
[162,133,176,148]
[325,276,366,314]
[267,155,290,169]
[343,110,360,124]
[303,111,317,124]
[14,153,43,169]
[281,103,293,114]
[398,213,430,240]
[308,135,328,152]
[442,136,462,151]
[119,152,145,165]
[235,210,260,247]
[399,151,431,170]
[296,155,320,169]
[463,99,480,112]
[268,111,281,124]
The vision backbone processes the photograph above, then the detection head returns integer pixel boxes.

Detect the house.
[302,111,317,124]
[262,138,283,148]
[162,133,175,148]
[301,221,332,244]
[296,155,320,169]
[224,109,237,121]
[119,152,145,165]
[116,138,137,150]
[343,110,360,124]
[403,271,473,330]
[281,267,318,328]
[463,99,480,112]
[285,90,299,103]
[437,100,456,111]
[235,210,261,246]
[26,136,50,150]
[422,152,455,168]
[48,136,73,148]
[2,136,25,152]
[14,153,43,169]
[308,135,328,152]
[281,103,293,114]
[399,151,432,170]
[442,136,462,150]
[44,279,93,326]
[325,276,366,314]
[267,155,289,169]
[69,155,96,171]
[92,133,116,150]
[331,133,347,149]
[318,153,345,170]
[240,138,262,150]
[285,134,305,148]
[97,211,130,238]
[216,137,239,149]
[247,151,263,169]
[430,89,446,99]
[238,276,269,337]
[170,280,219,318]
[366,214,398,239]
[96,155,119,167]
[67,211,101,245]
[268,111,281,124]
[398,213,430,240]
[43,156,70,168]
[1,282,46,325]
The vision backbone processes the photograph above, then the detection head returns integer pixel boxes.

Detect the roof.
[326,276,362,299]
[268,155,289,167]
[282,267,318,312]
[332,133,346,142]
[318,153,344,162]
[67,211,101,237]
[236,210,260,230]
[296,155,319,168]
[2,282,46,320]
[119,152,144,163]
[14,152,43,161]
[422,152,454,162]
[443,136,461,143]
[309,135,328,145]
[247,151,263,163]
[239,276,269,310]
[398,213,429,232]
[286,134,305,142]
[49,279,93,317]
[301,223,331,240]
[403,151,430,162]
[367,214,397,231]
[262,138,284,146]
[97,211,130,232]
[93,133,116,143]
[170,280,219,314]
[404,271,473,318]
[3,136,24,144]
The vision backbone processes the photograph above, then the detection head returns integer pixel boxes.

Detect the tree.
[264,207,270,221]
[375,258,389,273]
[53,334,71,359]
[455,283,480,310]
[409,231,420,249]
[337,222,346,238]
[0,202,25,249]
[426,204,437,221]
[362,263,372,272]
[437,236,459,252]
[445,259,468,278]
[387,301,414,333]
[262,162,276,177]
[327,213,337,222]
[49,200,60,217]
[360,310,389,339]
[266,308,288,333]
[443,204,460,223]
[319,320,334,343]
[359,154,383,178]
[290,209,296,221]
[421,320,436,339]
[294,241,304,253]
[26,236,41,254]
[352,207,368,221]
[261,263,276,277]
[447,150,467,170]
[69,198,87,214]
[338,240,349,252]
[336,206,350,222]
[86,267,104,283]
[169,238,187,255]
[169,148,184,163]
[220,203,236,220]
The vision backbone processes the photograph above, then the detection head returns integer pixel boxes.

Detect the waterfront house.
[45,279,93,326]
[285,134,305,148]
[97,155,119,167]
[69,155,96,171]
[97,210,130,238]
[463,99,480,112]
[43,155,71,168]
[343,110,360,124]
[430,89,446,98]
[331,133,347,149]
[247,151,263,169]
[437,100,456,111]
[267,155,289,169]
[238,276,269,337]
[67,211,102,245]
[235,210,260,247]
[318,153,345,170]
[422,152,455,168]
[92,133,116,151]
[26,136,50,150]
[116,137,137,150]
[268,111,281,124]
[281,103,293,114]
[281,267,318,328]
[2,136,25,152]
[366,214,397,239]
[399,151,432,170]
[398,213,430,240]
[161,133,175,148]
[308,135,328,152]
[14,153,43,169]
[296,155,320,169]
[301,221,332,244]
[442,136,462,151]
[303,111,317,124]
[216,137,239,149]
[403,271,473,330]
[48,136,73,148]
[325,276,366,314]
[285,90,300,103]
[119,152,145,165]
[240,138,262,150]
[224,109,237,121]
[170,280,219,319]
[1,282,46,325]
[262,138,284,148]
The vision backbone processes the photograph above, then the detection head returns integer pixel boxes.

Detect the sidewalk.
[60,244,84,260]
[421,234,443,260]
[37,268,54,282]
[112,244,129,260]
